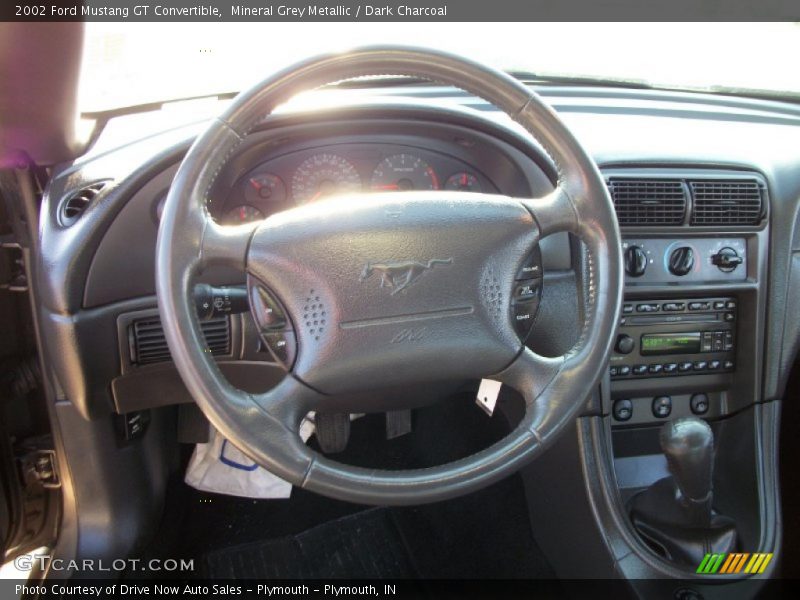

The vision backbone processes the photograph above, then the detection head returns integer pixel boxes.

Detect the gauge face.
[445,172,482,192]
[223,205,264,225]
[371,153,439,192]
[291,153,362,203]
[245,173,285,205]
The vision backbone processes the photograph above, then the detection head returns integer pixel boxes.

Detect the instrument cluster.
[218,143,495,224]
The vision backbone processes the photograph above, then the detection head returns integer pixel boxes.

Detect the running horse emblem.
[359,258,453,295]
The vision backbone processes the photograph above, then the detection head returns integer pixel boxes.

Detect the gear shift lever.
[660,418,714,524]
[628,417,737,566]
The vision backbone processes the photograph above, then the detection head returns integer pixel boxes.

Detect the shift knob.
[660,417,714,508]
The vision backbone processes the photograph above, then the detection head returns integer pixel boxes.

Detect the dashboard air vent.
[130,315,231,365]
[606,178,687,226]
[60,181,109,225]
[689,179,764,225]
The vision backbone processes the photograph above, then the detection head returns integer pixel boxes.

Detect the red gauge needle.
[249,178,263,190]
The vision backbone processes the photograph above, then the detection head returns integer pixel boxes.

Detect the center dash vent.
[60,181,110,226]
[130,315,231,365]
[606,178,687,226]
[689,179,764,225]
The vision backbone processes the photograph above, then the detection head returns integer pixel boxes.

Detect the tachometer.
[445,172,481,192]
[223,205,264,225]
[291,153,362,203]
[371,153,439,191]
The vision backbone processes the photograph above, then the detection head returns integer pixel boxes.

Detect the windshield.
[79,22,800,112]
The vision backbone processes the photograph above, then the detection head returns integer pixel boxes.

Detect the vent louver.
[689,179,764,225]
[131,316,231,365]
[60,181,110,225]
[606,178,687,226]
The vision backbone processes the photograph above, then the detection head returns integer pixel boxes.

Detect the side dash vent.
[130,316,231,365]
[59,181,110,226]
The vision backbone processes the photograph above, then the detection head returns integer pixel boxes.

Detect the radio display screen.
[640,332,702,356]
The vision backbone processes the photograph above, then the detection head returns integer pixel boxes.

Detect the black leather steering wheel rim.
[155,46,622,505]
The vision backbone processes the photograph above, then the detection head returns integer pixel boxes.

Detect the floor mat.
[203,508,416,579]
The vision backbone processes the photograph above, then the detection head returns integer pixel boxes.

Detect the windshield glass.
[79,22,800,112]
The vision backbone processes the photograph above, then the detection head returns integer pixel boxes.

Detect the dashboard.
[214,142,498,224]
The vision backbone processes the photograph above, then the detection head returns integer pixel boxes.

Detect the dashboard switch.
[624,245,647,277]
[711,247,743,272]
[652,396,672,418]
[690,393,710,415]
[668,246,695,276]
[615,334,635,355]
[613,399,633,422]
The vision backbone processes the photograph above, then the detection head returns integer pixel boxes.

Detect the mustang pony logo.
[360,258,453,295]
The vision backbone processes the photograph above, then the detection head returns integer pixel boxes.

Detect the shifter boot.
[628,417,737,566]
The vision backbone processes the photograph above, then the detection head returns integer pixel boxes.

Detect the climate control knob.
[624,245,648,277]
[711,247,743,272]
[668,246,695,276]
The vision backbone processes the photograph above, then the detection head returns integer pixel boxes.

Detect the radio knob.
[668,246,695,276]
[624,245,647,277]
[615,334,635,355]
[711,247,743,272]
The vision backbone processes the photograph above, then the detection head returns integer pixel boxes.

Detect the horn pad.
[246,192,539,395]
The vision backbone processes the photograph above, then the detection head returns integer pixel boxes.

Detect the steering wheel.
[156,47,622,505]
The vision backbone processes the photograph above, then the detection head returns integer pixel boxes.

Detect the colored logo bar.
[696,553,773,574]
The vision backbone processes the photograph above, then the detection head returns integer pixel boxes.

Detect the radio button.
[622,304,634,314]
[693,361,708,371]
[637,303,660,313]
[662,302,685,312]
[648,364,663,374]
[713,301,727,310]
[663,363,678,373]
[724,312,735,322]
[609,366,619,376]
[678,362,693,372]
[618,365,631,376]
[615,334,635,355]
[708,360,721,370]
[726,300,736,309]
[724,360,735,370]
[688,301,711,311]
[652,396,672,418]
[633,364,648,375]
[702,332,713,352]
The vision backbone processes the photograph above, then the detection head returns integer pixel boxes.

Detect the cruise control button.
[516,247,542,280]
[250,285,287,331]
[512,302,539,337]
[514,279,540,302]
[652,396,672,418]
[263,331,297,368]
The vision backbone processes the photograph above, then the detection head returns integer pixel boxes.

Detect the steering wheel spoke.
[199,217,257,271]
[519,184,577,238]
[494,347,564,403]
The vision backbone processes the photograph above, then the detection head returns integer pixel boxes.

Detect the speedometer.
[291,153,362,204]
[371,153,439,191]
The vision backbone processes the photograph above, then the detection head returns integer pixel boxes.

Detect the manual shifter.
[628,417,737,566]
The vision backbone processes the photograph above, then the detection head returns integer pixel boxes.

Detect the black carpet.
[135,393,554,580]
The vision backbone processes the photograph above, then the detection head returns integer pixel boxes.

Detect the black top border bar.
[3,0,800,22]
